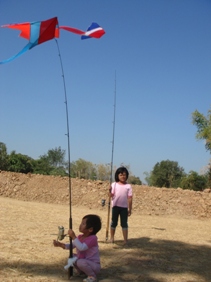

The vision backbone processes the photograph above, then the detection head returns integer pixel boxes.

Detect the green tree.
[192,108,211,152]
[144,171,152,186]
[37,147,67,176]
[180,171,207,191]
[8,151,34,173]
[0,142,8,170]
[96,163,110,181]
[192,108,211,186]
[70,158,95,179]
[128,175,142,185]
[206,163,211,188]
[148,160,185,188]
[32,157,54,175]
[43,147,66,168]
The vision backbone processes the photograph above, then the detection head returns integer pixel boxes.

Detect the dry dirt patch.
[1,196,211,282]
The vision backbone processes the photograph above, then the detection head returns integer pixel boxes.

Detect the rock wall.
[0,171,211,219]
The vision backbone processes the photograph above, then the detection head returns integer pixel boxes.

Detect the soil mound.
[0,171,211,219]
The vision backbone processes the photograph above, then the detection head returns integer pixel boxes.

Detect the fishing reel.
[58,226,66,240]
[101,199,106,207]
[101,197,112,207]
[51,226,68,241]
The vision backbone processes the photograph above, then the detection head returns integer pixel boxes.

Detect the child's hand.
[68,229,76,240]
[53,240,65,249]
[53,240,60,247]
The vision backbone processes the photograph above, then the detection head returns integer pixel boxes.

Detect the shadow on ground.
[0,237,210,282]
[98,236,211,282]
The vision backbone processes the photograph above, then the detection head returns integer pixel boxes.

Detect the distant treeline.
[0,143,142,185]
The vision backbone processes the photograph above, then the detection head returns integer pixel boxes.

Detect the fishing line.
[55,38,73,279]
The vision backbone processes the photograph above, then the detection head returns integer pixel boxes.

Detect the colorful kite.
[0,17,105,64]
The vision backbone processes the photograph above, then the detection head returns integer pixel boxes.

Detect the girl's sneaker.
[83,276,97,282]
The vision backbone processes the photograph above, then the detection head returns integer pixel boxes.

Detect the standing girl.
[109,166,133,245]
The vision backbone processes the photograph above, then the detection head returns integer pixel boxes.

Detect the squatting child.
[53,214,101,282]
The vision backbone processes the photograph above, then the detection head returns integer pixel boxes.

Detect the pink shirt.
[111,182,132,208]
[65,234,100,264]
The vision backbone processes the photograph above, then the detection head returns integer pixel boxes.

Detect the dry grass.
[1,196,211,282]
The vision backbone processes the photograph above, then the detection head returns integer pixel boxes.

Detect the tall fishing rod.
[55,39,73,279]
[105,71,117,241]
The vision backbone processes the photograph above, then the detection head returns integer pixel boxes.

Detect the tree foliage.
[70,160,112,181]
[192,108,211,186]
[128,175,142,185]
[1,141,210,190]
[8,151,34,173]
[206,163,211,188]
[70,158,96,179]
[43,147,66,168]
[144,171,152,186]
[32,157,54,175]
[180,170,207,191]
[96,163,110,181]
[148,160,185,188]
[192,108,211,152]
[0,142,8,170]
[38,147,67,176]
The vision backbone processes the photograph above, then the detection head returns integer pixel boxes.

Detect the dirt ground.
[0,171,211,281]
[1,196,211,282]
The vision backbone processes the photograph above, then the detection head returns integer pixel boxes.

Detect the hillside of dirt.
[0,170,211,219]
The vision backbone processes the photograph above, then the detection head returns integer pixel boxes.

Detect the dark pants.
[111,206,128,230]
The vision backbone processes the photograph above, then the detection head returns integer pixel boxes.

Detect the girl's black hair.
[115,166,129,182]
[83,214,102,235]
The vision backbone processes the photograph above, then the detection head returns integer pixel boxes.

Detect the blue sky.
[1,0,211,182]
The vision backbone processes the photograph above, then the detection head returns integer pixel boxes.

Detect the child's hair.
[115,166,129,182]
[83,214,102,235]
